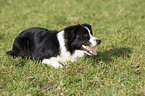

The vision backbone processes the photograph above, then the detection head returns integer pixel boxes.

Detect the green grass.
[0,0,145,95]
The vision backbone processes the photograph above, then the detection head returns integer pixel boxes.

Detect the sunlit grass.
[0,0,145,95]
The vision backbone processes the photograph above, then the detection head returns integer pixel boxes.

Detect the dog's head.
[64,24,101,55]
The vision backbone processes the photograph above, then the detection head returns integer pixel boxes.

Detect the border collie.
[6,24,101,68]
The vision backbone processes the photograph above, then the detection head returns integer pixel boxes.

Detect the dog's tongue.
[82,45,97,55]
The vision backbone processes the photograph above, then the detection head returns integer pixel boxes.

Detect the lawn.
[0,0,145,95]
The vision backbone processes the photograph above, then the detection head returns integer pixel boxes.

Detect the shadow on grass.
[90,47,132,63]
[13,59,27,67]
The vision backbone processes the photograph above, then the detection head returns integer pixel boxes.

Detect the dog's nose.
[96,39,101,45]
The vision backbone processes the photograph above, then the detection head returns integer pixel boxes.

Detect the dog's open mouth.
[82,45,97,55]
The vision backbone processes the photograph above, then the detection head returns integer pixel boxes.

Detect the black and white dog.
[6,24,101,68]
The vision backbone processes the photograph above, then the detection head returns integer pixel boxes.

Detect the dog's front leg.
[42,59,63,68]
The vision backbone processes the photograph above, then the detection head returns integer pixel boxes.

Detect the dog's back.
[6,27,59,60]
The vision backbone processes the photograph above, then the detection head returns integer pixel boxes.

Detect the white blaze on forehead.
[82,26,97,46]
[82,26,92,35]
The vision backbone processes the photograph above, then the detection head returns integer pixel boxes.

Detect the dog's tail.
[6,51,15,56]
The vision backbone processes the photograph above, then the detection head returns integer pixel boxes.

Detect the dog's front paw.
[42,59,63,68]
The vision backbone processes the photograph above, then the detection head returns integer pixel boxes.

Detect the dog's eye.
[83,34,88,38]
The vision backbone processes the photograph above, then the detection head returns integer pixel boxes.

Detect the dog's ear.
[63,24,82,52]
[64,24,81,41]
